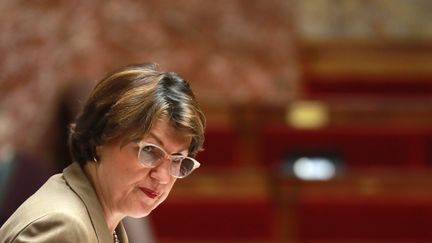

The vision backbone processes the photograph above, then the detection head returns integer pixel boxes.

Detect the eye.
[139,144,164,165]
[143,145,164,157]
[142,145,153,153]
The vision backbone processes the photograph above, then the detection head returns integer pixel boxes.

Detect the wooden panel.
[300,41,432,98]
[259,124,432,170]
[274,171,432,242]
[150,168,277,242]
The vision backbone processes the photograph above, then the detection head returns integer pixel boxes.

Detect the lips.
[140,187,160,199]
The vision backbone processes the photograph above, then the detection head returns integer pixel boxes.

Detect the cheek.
[113,148,141,172]
[163,179,177,198]
[123,165,151,183]
[111,158,147,186]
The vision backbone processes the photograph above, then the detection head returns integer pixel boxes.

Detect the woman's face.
[94,118,191,218]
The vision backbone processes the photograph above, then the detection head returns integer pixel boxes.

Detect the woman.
[0,63,206,242]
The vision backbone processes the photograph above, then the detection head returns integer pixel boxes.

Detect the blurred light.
[286,100,329,129]
[293,157,336,180]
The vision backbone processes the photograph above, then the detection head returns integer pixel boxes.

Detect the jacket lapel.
[116,222,129,243]
[63,162,129,243]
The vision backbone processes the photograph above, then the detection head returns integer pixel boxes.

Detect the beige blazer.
[0,162,129,243]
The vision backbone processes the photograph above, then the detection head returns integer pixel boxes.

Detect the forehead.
[144,118,191,152]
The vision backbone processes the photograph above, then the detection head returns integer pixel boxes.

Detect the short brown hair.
[68,63,206,166]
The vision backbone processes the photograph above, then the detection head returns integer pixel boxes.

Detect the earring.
[93,156,98,163]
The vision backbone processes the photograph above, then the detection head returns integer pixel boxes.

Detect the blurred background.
[1,0,432,242]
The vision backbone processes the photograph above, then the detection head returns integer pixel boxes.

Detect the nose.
[149,158,171,184]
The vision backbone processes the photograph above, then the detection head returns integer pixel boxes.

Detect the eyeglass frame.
[136,141,201,178]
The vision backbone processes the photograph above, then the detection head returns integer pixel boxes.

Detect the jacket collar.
[63,162,129,243]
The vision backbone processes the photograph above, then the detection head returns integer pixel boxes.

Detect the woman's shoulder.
[0,173,95,242]
[24,173,88,215]
[0,210,96,242]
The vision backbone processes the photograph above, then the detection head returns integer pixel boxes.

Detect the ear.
[94,145,103,162]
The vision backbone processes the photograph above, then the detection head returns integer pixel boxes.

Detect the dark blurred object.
[54,81,93,172]
[0,149,52,225]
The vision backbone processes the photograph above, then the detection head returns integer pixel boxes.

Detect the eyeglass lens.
[138,144,196,178]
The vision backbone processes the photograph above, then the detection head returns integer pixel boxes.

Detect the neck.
[83,162,124,233]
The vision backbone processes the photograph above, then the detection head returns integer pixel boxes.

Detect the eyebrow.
[148,132,189,155]
[148,132,165,147]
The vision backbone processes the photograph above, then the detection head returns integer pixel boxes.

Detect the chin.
[128,209,152,218]
[124,204,152,218]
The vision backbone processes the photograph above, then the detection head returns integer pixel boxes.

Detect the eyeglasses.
[137,142,200,178]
